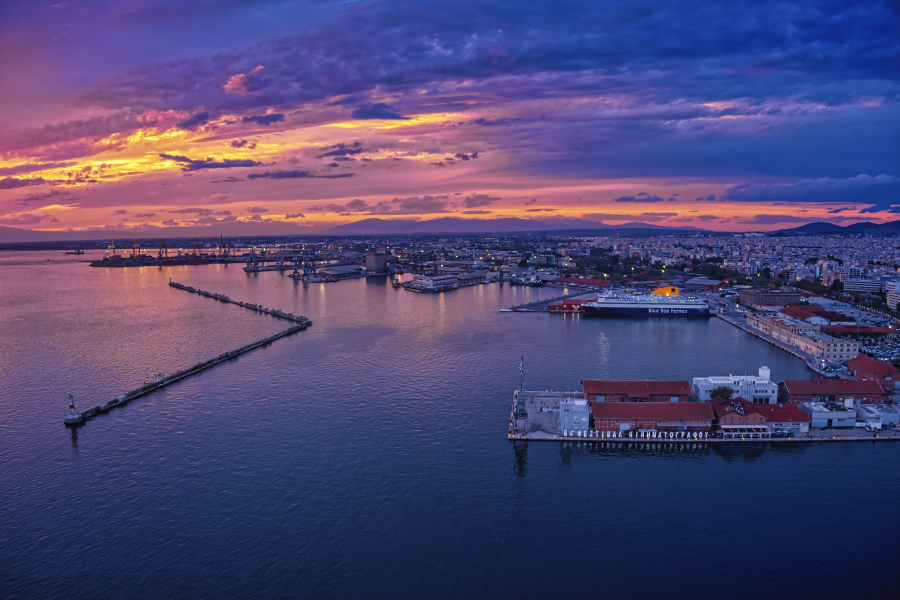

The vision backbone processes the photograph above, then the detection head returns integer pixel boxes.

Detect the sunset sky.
[1,0,898,236]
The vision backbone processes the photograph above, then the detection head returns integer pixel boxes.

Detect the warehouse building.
[756,404,811,435]
[592,402,713,433]
[779,379,887,405]
[846,355,900,389]
[581,380,693,403]
[801,402,858,428]
[739,289,801,308]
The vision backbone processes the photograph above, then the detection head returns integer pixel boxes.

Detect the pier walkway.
[503,289,600,312]
[65,283,311,425]
[510,429,900,444]
[715,312,811,361]
[168,281,308,322]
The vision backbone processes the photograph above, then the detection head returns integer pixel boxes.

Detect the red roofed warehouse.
[582,380,693,403]
[756,404,810,434]
[779,379,887,405]
[592,402,714,433]
[709,397,767,427]
[846,355,900,389]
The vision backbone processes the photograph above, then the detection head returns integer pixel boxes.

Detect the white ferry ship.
[581,286,711,318]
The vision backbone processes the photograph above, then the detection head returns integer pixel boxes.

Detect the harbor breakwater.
[65,282,311,424]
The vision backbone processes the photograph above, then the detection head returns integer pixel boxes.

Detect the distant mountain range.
[776,221,900,234]
[321,217,707,235]
[0,217,708,243]
[0,222,318,244]
[12,216,898,243]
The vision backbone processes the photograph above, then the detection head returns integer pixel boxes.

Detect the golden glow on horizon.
[0,105,886,233]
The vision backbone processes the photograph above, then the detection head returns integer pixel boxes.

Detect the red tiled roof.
[592,402,713,420]
[780,379,886,396]
[554,277,613,286]
[846,355,900,377]
[582,380,692,397]
[824,325,894,335]
[818,311,855,323]
[755,404,811,423]
[779,306,816,320]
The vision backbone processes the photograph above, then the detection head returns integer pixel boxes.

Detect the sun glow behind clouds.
[0,0,897,234]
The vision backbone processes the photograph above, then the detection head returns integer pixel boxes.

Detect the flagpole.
[519,356,524,391]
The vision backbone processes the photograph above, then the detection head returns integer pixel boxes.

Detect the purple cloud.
[159,153,263,170]
[351,103,407,120]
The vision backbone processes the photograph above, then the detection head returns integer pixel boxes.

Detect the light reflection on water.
[1,251,897,599]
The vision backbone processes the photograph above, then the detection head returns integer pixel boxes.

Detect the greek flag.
[519,358,524,375]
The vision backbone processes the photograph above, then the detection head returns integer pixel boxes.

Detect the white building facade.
[691,367,779,404]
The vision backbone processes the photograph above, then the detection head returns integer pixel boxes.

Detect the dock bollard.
[64,392,83,425]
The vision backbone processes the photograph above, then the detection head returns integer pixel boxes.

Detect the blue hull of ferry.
[582,305,711,318]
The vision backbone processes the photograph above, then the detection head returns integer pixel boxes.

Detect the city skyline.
[1,0,898,236]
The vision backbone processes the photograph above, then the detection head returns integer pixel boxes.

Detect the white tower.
[64,393,83,425]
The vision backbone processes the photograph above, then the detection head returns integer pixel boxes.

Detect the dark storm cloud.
[176,111,209,130]
[313,195,448,214]
[369,195,449,214]
[462,193,500,208]
[0,177,46,189]
[724,175,900,210]
[78,1,900,117]
[472,118,512,127]
[247,169,312,179]
[159,153,263,170]
[0,162,76,177]
[245,169,355,179]
[737,214,865,225]
[612,195,665,203]
[317,142,365,158]
[230,139,257,149]
[14,188,68,204]
[241,113,284,126]
[8,1,900,188]
[351,103,408,120]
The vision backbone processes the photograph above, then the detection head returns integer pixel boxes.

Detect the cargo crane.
[158,238,169,259]
[131,239,140,258]
[192,238,201,257]
[106,240,117,260]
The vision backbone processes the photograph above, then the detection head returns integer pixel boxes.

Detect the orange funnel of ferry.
[651,286,680,296]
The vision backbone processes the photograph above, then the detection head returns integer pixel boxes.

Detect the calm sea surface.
[1,251,898,599]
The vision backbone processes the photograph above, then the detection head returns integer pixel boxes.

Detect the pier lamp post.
[631,266,635,285]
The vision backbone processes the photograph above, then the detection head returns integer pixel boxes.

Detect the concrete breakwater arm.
[65,283,311,424]
[167,280,308,323]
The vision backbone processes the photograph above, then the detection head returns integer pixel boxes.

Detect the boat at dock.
[581,286,711,318]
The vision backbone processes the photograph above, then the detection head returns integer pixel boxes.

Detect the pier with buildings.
[509,367,900,444]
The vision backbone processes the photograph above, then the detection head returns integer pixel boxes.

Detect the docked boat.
[581,286,711,318]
